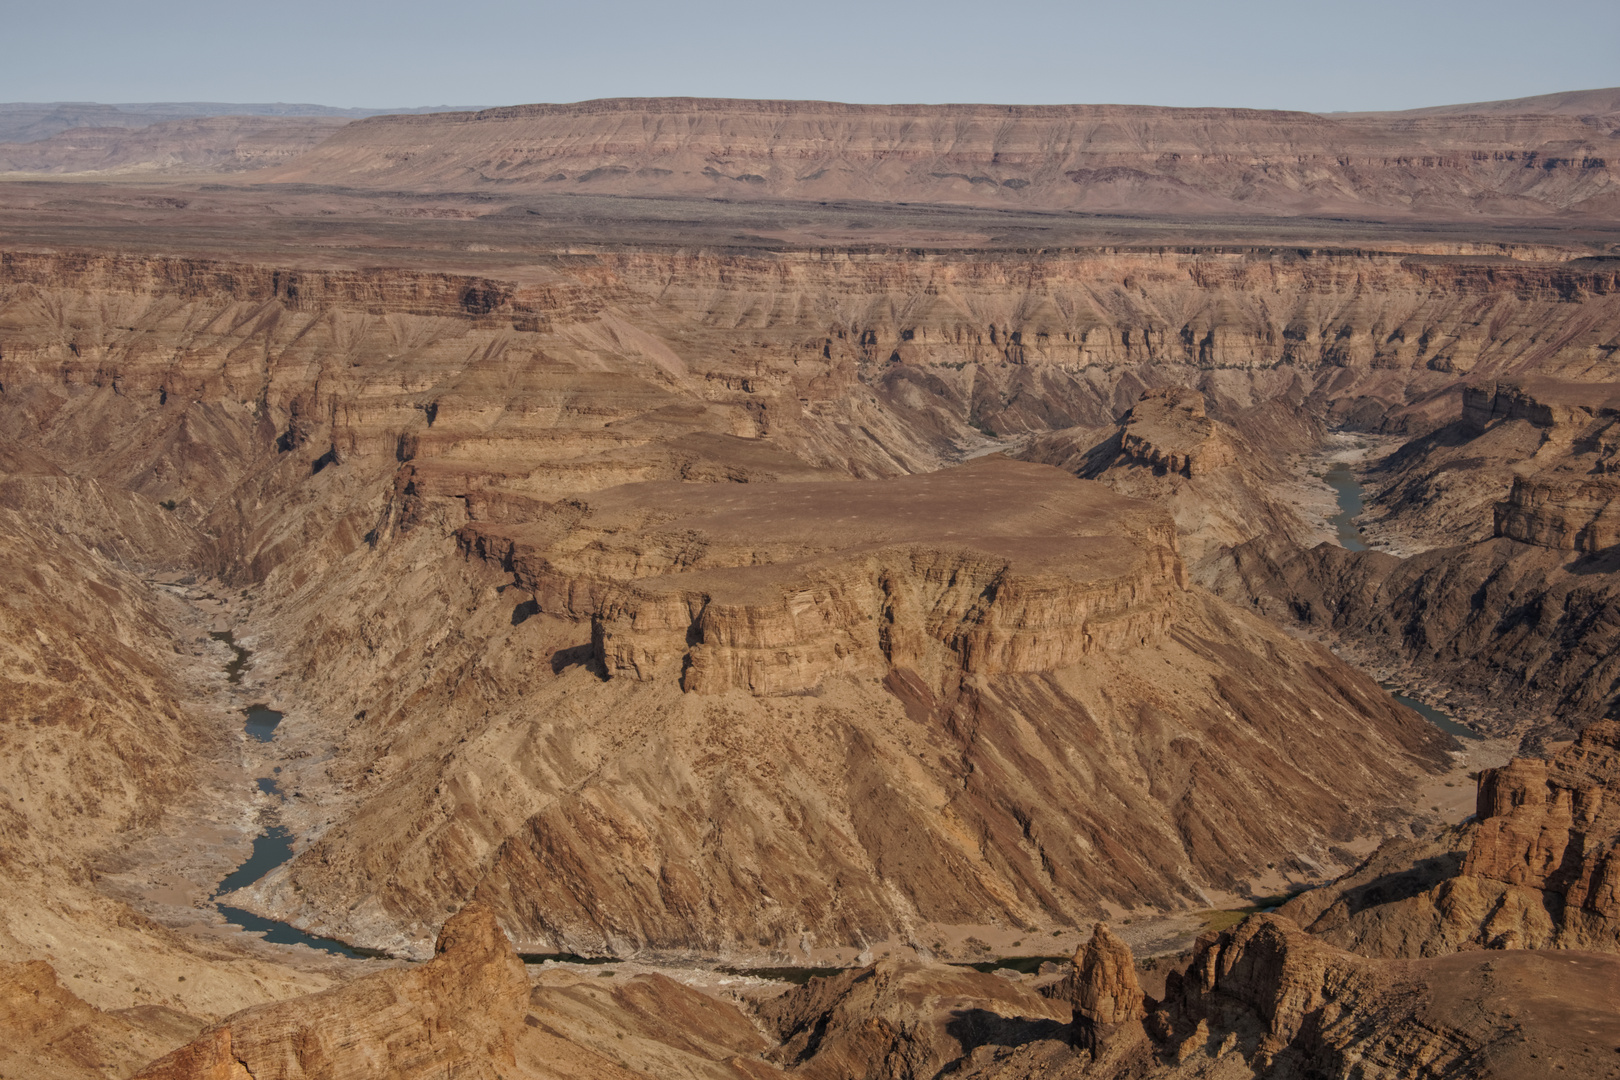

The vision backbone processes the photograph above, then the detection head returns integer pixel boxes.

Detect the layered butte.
[461,459,1184,695]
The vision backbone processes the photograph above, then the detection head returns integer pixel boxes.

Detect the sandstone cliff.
[1284,720,1620,958]
[460,458,1186,695]
[133,903,529,1080]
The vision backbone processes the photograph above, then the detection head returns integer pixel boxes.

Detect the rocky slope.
[1232,374,1620,737]
[257,96,1620,220]
[1282,719,1620,957]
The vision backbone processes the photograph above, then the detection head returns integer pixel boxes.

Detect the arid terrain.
[1,89,1618,1078]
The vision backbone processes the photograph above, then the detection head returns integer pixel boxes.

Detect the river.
[212,699,384,959]
[1321,454,1481,742]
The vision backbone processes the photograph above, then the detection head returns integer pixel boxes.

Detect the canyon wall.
[260,97,1620,220]
[4,241,1609,958]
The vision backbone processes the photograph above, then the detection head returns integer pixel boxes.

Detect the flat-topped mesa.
[1462,377,1620,433]
[1115,387,1237,478]
[460,458,1185,695]
[1495,472,1620,552]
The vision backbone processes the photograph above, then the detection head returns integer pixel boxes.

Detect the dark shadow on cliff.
[940,1009,1074,1073]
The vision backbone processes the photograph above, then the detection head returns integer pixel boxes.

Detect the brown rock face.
[1462,377,1620,434]
[132,903,529,1080]
[1494,472,1620,552]
[1023,385,1322,578]
[1041,921,1146,1053]
[1156,913,1620,1079]
[1283,722,1620,958]
[462,458,1185,696]
[1071,923,1146,1027]
[756,958,1070,1080]
[0,960,203,1080]
[1114,388,1237,479]
[1465,720,1620,936]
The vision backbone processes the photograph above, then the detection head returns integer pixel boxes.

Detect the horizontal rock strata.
[461,458,1184,695]
[1282,720,1620,957]
[260,97,1620,220]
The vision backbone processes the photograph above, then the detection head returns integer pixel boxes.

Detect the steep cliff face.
[257,97,1620,220]
[462,459,1185,695]
[1282,721,1620,957]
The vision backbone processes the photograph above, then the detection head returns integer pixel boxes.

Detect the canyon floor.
[2,92,1619,1079]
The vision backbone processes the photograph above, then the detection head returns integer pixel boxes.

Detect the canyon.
[1,89,1619,1078]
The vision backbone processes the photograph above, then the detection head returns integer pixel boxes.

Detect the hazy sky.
[5,0,1617,113]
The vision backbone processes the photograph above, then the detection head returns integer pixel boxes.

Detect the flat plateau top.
[536,458,1178,595]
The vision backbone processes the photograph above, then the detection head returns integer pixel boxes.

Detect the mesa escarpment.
[460,459,1184,695]
[253,96,1620,221]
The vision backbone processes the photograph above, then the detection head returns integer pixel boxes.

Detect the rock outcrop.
[1112,388,1238,479]
[1039,921,1147,1058]
[1283,720,1620,957]
[0,960,204,1080]
[132,903,529,1080]
[1071,923,1147,1027]
[756,958,1071,1079]
[1494,472,1620,552]
[1151,913,1620,1079]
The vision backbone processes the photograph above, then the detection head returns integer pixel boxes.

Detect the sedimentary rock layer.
[461,458,1184,695]
[1286,721,1620,957]
[260,96,1620,220]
